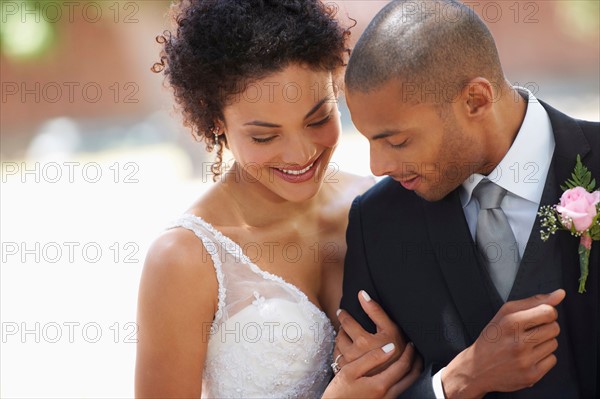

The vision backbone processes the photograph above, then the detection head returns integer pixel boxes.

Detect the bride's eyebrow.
[303,96,331,120]
[243,120,281,128]
[243,95,332,128]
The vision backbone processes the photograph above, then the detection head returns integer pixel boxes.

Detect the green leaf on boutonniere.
[561,154,596,192]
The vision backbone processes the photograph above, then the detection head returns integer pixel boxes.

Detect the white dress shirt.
[432,87,556,398]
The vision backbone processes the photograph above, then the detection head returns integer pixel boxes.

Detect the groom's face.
[346,80,481,201]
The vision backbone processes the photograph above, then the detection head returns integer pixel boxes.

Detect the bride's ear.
[213,119,227,134]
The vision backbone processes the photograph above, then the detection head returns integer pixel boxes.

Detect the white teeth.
[278,161,314,175]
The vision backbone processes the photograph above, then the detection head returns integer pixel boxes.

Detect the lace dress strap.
[166,214,226,327]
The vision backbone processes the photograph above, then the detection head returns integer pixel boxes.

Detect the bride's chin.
[272,174,327,203]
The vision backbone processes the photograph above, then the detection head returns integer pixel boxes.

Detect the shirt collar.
[460,87,555,208]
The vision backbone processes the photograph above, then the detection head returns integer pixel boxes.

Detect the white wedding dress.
[168,214,335,398]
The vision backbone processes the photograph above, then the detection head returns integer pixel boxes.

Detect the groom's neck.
[478,84,528,176]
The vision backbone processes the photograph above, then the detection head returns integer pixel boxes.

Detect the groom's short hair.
[345,0,505,103]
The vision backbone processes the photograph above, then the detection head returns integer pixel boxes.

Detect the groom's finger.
[501,289,565,316]
[358,290,396,334]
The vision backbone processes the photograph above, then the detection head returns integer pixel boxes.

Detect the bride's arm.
[135,228,218,398]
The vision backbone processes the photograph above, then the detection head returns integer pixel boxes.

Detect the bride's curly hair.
[152,0,352,180]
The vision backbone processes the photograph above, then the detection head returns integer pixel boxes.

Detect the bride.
[135,1,420,397]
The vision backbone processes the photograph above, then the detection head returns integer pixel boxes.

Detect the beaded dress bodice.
[168,214,335,398]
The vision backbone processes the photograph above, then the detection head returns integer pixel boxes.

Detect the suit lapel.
[423,190,497,344]
[510,159,562,299]
[520,99,591,278]
[538,100,597,398]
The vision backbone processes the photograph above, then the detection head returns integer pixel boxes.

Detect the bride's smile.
[221,64,341,203]
[270,150,324,183]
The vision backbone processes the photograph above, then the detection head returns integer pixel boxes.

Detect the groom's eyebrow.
[372,130,402,140]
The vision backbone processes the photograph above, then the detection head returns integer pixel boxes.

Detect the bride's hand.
[321,341,421,398]
[335,290,409,375]
[323,290,423,397]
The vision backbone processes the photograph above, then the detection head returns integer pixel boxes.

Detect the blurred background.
[1,1,598,397]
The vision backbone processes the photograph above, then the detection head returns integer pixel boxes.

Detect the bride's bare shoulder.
[144,227,211,270]
[136,226,218,396]
[141,226,218,305]
[141,182,230,290]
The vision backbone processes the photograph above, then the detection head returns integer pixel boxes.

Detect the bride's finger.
[342,343,396,379]
[372,343,416,392]
[336,309,372,343]
[382,350,423,399]
[334,328,354,364]
[358,290,400,337]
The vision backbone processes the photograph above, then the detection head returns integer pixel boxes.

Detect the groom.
[339,0,599,398]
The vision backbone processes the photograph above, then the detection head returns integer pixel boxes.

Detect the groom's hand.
[442,289,566,399]
[335,290,408,375]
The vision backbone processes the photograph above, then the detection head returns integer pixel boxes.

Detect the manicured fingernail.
[360,290,372,302]
[382,343,395,353]
[336,309,342,317]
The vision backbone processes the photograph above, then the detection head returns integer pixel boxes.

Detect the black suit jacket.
[341,100,599,398]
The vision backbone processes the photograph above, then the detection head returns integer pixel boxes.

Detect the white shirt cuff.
[432,367,446,399]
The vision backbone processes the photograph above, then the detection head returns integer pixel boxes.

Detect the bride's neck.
[217,163,319,228]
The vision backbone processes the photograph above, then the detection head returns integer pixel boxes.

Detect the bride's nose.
[281,133,315,166]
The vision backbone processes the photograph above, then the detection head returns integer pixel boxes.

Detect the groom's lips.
[397,176,421,190]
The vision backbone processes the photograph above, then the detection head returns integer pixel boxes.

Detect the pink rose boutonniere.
[539,155,600,293]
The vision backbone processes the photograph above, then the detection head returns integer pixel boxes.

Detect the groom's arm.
[340,196,439,398]
[340,196,377,333]
[341,196,443,398]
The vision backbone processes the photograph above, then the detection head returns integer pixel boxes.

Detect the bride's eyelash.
[252,136,276,144]
[309,114,331,127]
[251,114,332,144]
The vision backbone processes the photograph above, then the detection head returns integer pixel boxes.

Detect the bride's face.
[221,64,341,202]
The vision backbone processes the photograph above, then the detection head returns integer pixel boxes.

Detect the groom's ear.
[460,78,495,118]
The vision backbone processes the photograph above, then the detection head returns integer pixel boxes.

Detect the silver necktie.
[472,180,520,301]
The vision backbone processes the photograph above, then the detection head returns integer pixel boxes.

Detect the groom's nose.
[370,147,396,177]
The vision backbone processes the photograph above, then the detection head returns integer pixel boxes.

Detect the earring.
[213,127,220,143]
